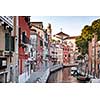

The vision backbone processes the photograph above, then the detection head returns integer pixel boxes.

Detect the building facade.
[53,31,70,65]
[18,16,31,83]
[88,33,100,78]
[30,22,44,71]
[96,41,100,78]
[50,41,58,65]
[44,24,52,68]
[0,16,17,82]
[43,29,49,69]
[65,36,79,64]
[30,22,52,71]
[63,43,70,64]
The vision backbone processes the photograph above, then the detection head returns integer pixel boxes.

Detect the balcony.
[0,16,13,28]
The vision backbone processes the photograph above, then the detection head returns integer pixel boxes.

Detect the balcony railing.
[0,16,13,28]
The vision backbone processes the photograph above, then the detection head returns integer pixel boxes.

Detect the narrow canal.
[47,67,79,83]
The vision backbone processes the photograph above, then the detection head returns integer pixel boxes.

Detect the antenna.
[60,28,62,32]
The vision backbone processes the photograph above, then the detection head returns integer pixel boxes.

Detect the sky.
[31,16,100,36]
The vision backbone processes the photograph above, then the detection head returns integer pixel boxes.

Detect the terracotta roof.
[56,31,69,37]
[55,31,69,40]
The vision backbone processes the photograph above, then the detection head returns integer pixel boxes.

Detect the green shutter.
[11,37,15,51]
[5,33,9,51]
[5,33,15,52]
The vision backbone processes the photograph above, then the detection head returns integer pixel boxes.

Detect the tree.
[91,19,100,40]
[76,18,100,58]
[76,36,88,55]
[76,25,93,56]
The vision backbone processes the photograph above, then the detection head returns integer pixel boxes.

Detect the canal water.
[47,68,71,83]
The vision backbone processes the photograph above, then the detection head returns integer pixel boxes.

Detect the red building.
[18,16,30,82]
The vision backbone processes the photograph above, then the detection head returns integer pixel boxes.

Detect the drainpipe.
[14,16,19,83]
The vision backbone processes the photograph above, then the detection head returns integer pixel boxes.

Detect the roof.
[56,31,69,37]
[54,31,69,40]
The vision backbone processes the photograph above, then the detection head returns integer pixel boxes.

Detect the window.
[40,40,43,46]
[5,33,15,51]
[52,51,55,54]
[98,50,100,59]
[5,33,9,51]
[11,37,15,51]
[22,32,29,44]
[22,32,26,43]
[45,33,48,41]
[24,16,30,25]
[98,64,100,70]
[44,42,48,48]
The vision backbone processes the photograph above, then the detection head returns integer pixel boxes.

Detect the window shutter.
[11,37,15,51]
[5,33,9,51]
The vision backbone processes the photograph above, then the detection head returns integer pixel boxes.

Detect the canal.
[47,67,79,83]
